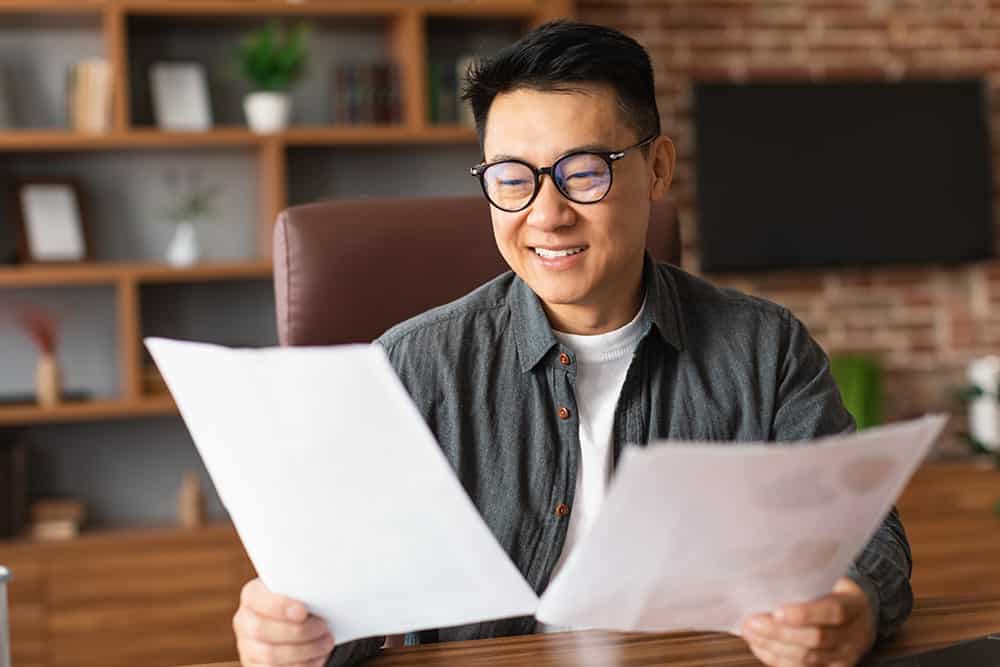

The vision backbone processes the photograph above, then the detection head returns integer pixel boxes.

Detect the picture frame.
[149,62,213,131]
[12,178,92,263]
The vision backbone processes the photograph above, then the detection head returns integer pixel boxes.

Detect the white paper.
[535,415,947,635]
[144,338,539,644]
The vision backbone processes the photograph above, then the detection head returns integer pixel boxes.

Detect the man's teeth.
[534,247,585,258]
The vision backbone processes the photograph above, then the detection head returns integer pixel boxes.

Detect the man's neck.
[544,285,644,336]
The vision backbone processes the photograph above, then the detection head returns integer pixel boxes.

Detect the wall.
[580,0,1000,453]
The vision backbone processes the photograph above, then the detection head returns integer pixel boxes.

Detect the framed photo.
[150,62,213,131]
[13,179,92,263]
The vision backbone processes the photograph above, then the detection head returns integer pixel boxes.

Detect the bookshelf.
[0,3,572,666]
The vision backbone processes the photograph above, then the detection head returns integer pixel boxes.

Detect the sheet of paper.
[536,415,948,635]
[144,338,539,644]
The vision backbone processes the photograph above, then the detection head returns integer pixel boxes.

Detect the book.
[68,59,112,133]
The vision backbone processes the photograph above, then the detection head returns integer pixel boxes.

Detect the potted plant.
[236,22,309,133]
[160,168,220,267]
[17,305,60,406]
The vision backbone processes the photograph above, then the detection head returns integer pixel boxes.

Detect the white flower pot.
[244,91,291,134]
[968,355,1000,451]
[166,221,200,267]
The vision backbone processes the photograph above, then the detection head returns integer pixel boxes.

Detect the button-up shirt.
[328,254,912,666]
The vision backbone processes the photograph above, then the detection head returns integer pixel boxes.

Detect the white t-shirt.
[538,300,646,632]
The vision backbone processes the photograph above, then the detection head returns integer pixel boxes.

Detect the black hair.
[462,20,661,150]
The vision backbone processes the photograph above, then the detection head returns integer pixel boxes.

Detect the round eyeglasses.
[470,134,657,213]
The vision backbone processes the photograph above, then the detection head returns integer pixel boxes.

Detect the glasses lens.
[483,162,535,211]
[554,153,611,203]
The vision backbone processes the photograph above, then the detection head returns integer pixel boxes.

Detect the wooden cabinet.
[0,524,255,667]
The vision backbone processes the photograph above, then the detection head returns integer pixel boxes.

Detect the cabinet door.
[42,528,249,667]
[2,550,46,667]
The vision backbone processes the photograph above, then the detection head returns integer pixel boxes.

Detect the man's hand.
[233,578,336,667]
[740,577,875,667]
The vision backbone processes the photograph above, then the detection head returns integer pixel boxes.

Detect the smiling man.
[232,21,913,667]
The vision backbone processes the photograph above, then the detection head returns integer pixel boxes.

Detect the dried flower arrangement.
[17,305,58,356]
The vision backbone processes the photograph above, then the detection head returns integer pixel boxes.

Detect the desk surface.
[186,593,1000,667]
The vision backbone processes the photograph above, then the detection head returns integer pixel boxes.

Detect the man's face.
[482,84,668,328]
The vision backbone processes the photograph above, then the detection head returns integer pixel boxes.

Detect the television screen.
[692,80,994,272]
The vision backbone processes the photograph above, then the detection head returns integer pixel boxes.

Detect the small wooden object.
[177,470,204,528]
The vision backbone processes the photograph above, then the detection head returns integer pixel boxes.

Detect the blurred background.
[1,1,1000,666]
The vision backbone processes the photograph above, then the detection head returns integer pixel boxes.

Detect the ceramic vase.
[244,91,291,134]
[36,353,61,407]
[166,221,200,267]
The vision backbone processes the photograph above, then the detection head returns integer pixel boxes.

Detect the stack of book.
[29,498,85,541]
[330,62,402,125]
[428,54,477,128]
[68,59,113,133]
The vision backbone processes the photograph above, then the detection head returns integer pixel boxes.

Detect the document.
[535,414,947,634]
[148,336,945,641]
[144,338,539,644]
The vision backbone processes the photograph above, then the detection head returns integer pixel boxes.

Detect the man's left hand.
[740,577,875,667]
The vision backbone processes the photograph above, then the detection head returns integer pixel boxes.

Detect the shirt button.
[555,503,570,517]
[558,352,571,366]
[557,406,571,420]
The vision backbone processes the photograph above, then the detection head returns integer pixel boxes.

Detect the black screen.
[693,80,994,272]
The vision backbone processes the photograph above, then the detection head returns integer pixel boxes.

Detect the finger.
[745,635,812,664]
[242,578,310,621]
[746,617,839,650]
[776,594,856,627]
[238,635,336,666]
[746,639,798,667]
[234,606,332,644]
[243,661,327,667]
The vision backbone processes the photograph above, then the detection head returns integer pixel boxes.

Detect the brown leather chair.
[273,196,680,346]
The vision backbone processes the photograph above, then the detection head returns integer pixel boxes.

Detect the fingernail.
[286,604,306,621]
[774,609,786,622]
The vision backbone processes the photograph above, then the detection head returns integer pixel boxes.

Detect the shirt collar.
[509,251,686,374]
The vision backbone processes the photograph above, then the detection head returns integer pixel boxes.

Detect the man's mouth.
[533,246,586,258]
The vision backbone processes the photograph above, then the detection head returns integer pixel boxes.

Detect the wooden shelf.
[0,260,273,288]
[0,394,176,426]
[0,126,478,152]
[0,0,106,13]
[115,0,539,18]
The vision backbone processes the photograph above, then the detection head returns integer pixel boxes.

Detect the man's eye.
[566,171,601,181]
[499,179,530,186]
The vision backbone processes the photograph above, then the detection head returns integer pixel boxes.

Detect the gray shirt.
[329,254,912,665]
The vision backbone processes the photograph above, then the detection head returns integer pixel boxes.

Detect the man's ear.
[649,136,677,201]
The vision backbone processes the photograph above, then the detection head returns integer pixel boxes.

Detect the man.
[232,21,912,667]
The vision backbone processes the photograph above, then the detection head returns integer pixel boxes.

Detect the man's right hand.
[233,578,336,667]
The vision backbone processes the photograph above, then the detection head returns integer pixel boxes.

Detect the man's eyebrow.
[486,143,612,164]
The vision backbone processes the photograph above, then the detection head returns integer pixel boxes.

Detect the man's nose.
[525,175,574,231]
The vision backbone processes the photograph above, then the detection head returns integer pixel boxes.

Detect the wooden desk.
[186,594,1000,667]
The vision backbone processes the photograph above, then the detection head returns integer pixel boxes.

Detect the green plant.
[160,168,220,224]
[830,354,883,430]
[236,22,309,92]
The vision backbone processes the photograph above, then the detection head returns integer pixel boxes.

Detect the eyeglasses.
[470,134,658,213]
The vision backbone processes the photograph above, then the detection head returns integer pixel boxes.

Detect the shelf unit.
[0,0,573,429]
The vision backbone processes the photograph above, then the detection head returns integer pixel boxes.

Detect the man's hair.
[462,20,661,149]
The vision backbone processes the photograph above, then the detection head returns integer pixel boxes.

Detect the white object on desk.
[143,339,539,644]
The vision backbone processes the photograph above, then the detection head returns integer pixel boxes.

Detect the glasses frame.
[470,133,658,213]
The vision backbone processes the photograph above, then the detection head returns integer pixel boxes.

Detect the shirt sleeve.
[771,310,914,641]
[324,636,385,667]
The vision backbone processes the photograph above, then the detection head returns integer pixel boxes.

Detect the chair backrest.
[273,196,680,346]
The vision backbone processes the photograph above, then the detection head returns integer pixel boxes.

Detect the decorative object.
[830,354,883,430]
[16,305,61,407]
[13,178,91,263]
[958,356,1000,462]
[68,59,112,133]
[28,498,85,541]
[150,62,213,131]
[177,470,205,528]
[159,168,220,267]
[237,22,309,133]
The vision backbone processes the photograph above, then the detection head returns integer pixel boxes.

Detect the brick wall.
[579,0,1000,453]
